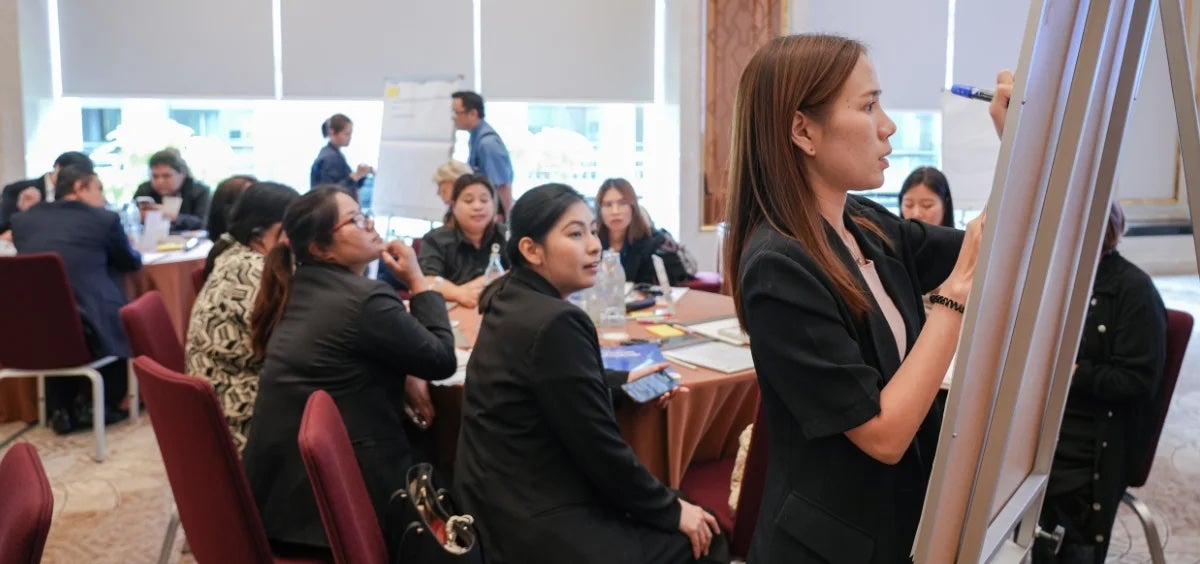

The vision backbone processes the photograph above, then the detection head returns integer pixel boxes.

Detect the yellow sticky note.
[645,324,685,338]
[385,85,401,98]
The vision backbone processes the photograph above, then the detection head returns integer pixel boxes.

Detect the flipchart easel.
[913,0,1200,561]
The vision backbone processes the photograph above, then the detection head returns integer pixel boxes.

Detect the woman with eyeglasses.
[241,185,458,556]
[418,173,508,308]
[596,178,696,285]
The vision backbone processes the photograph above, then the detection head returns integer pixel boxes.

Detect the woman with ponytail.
[242,185,457,555]
[309,113,373,198]
[185,181,298,452]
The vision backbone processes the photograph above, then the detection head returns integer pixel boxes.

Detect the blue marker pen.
[950,84,995,102]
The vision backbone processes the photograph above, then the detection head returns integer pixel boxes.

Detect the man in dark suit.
[11,165,142,433]
[0,151,94,232]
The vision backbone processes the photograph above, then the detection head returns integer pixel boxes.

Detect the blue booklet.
[601,342,670,373]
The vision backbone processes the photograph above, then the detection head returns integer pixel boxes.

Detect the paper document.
[663,341,755,374]
[682,317,748,346]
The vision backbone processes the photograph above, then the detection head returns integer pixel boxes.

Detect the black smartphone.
[620,370,681,403]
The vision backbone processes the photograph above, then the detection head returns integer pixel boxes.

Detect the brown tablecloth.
[430,289,759,488]
[0,242,211,423]
[122,241,212,342]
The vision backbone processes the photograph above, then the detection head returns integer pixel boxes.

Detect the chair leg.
[82,368,106,462]
[127,360,140,423]
[1122,490,1166,564]
[36,375,46,426]
[157,510,180,564]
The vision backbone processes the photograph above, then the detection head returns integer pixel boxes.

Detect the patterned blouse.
[185,241,264,453]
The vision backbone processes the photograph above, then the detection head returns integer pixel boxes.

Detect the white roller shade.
[280,0,474,99]
[952,0,1033,90]
[58,0,275,98]
[800,0,949,111]
[481,0,655,102]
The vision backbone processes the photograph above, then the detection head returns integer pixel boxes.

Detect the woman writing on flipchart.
[724,35,1009,563]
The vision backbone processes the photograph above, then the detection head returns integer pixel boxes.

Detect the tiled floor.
[3,276,1200,563]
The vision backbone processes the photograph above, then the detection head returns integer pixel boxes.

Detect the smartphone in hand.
[620,370,681,403]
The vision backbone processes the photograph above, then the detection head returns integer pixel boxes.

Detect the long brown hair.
[725,34,886,325]
[596,178,652,245]
[249,185,346,357]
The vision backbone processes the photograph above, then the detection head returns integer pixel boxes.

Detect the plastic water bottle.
[598,250,627,335]
[483,243,505,284]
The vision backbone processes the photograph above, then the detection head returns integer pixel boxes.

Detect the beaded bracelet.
[930,294,966,314]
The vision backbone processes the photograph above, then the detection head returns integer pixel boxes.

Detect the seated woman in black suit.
[418,173,508,308]
[1033,202,1167,563]
[455,183,726,564]
[242,185,458,555]
[596,177,695,285]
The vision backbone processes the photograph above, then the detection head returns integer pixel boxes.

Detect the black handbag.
[387,463,484,564]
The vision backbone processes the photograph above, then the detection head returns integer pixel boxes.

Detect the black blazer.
[1048,251,1166,538]
[0,175,48,232]
[739,196,962,563]
[242,262,458,549]
[606,228,693,286]
[454,268,681,564]
[11,200,142,357]
[132,178,212,231]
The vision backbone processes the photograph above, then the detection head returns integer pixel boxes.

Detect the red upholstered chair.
[1120,308,1193,564]
[298,390,389,564]
[683,271,723,294]
[0,442,53,563]
[678,399,767,558]
[191,265,206,294]
[132,356,329,564]
[0,253,121,462]
[121,291,186,374]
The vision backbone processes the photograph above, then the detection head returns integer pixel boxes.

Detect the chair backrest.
[131,356,275,563]
[730,399,767,557]
[298,390,389,564]
[191,265,206,294]
[0,443,53,564]
[0,253,93,369]
[1129,308,1193,487]
[121,291,186,373]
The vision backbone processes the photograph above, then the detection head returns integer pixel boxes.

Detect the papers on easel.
[663,341,755,374]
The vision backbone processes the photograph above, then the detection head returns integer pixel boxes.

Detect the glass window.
[475,102,646,201]
[852,110,942,216]
[71,98,658,236]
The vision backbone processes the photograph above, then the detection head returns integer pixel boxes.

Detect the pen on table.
[950,83,994,102]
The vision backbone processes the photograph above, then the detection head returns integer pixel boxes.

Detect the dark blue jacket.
[11,200,142,358]
[310,143,365,194]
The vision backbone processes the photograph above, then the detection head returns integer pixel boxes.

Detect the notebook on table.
[662,341,755,374]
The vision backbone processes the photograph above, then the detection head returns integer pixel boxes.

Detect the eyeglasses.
[333,211,375,233]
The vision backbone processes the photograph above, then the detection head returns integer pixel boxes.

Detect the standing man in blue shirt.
[452,91,515,217]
